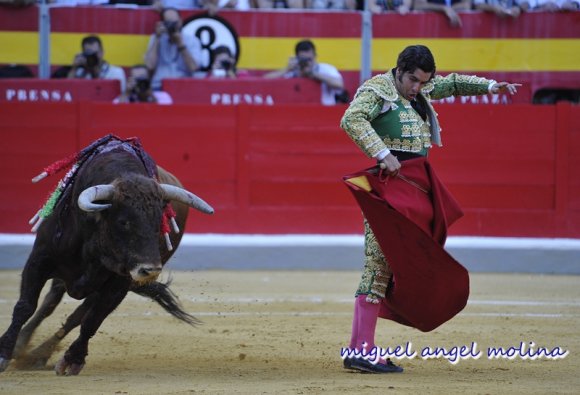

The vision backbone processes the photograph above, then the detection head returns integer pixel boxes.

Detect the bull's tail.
[131,278,201,326]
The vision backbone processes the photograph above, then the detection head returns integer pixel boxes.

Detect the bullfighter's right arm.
[340,90,387,159]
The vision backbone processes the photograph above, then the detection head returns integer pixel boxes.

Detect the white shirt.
[315,63,344,106]
[73,62,127,92]
[285,62,343,105]
[147,33,203,91]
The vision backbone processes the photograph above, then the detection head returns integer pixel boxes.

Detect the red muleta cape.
[344,157,469,332]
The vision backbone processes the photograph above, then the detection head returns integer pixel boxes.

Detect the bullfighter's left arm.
[425,73,495,100]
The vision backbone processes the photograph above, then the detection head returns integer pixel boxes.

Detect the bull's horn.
[78,185,115,212]
[160,184,214,215]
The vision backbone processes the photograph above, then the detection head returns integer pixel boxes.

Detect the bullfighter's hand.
[379,153,401,177]
[491,82,522,95]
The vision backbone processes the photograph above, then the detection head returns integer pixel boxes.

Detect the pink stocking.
[348,297,360,349]
[349,294,380,354]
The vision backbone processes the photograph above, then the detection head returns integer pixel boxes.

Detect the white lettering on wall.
[3,88,74,102]
[210,93,275,106]
[433,94,510,105]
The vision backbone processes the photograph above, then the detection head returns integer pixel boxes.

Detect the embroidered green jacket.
[340,71,494,158]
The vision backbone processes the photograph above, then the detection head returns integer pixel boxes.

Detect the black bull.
[0,149,213,375]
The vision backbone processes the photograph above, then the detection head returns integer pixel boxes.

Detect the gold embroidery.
[383,134,431,152]
[356,219,393,300]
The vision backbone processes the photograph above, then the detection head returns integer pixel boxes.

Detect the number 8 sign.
[182,15,240,72]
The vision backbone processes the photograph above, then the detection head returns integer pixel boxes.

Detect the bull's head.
[77,176,213,283]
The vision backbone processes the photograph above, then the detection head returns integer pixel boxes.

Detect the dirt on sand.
[0,270,579,394]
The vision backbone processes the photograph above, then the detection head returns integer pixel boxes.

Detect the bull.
[0,136,214,375]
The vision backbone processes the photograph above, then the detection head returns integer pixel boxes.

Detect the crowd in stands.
[0,0,577,105]
[4,0,577,12]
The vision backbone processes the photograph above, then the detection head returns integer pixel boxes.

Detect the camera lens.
[83,52,98,68]
[135,78,150,92]
[165,21,178,35]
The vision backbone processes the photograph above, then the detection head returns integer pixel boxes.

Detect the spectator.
[307,0,355,9]
[473,0,522,17]
[263,39,345,105]
[354,0,413,15]
[1,0,37,6]
[0,64,34,78]
[110,0,155,6]
[532,0,579,10]
[67,35,126,91]
[156,0,252,12]
[255,0,306,8]
[208,45,249,78]
[48,0,109,5]
[559,0,579,10]
[144,7,203,91]
[414,0,472,27]
[201,0,245,11]
[517,0,534,9]
[367,0,412,13]
[152,0,197,9]
[114,65,173,104]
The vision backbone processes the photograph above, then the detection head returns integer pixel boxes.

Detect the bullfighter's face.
[395,68,432,101]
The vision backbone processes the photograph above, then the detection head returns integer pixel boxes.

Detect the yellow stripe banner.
[1,32,579,72]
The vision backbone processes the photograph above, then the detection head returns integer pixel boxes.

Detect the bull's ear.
[78,185,115,212]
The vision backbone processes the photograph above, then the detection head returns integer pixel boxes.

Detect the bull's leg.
[15,287,96,370]
[0,260,51,372]
[68,264,111,300]
[14,279,66,360]
[55,275,131,376]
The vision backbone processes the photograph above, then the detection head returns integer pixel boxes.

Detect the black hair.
[81,35,102,50]
[212,45,233,59]
[295,40,316,56]
[396,45,436,79]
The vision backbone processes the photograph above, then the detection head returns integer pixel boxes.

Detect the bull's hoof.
[54,357,85,376]
[0,357,10,372]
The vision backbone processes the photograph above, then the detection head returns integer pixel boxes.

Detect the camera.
[298,57,311,69]
[335,89,351,104]
[220,59,233,71]
[164,21,178,35]
[82,51,99,68]
[134,77,150,94]
[129,77,151,102]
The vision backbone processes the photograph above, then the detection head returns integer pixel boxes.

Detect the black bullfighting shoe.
[350,358,404,374]
[343,357,355,370]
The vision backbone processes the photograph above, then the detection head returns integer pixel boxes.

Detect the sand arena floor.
[0,269,579,394]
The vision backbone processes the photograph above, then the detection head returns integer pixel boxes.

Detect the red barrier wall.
[1,102,578,237]
[0,79,121,103]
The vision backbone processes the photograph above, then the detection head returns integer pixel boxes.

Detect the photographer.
[144,7,203,91]
[208,46,239,79]
[263,39,345,105]
[114,65,173,105]
[67,35,126,91]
